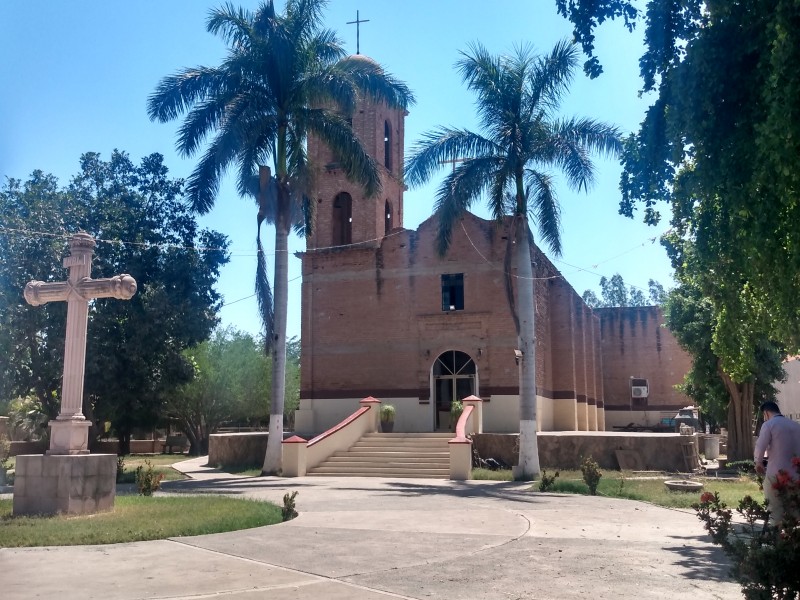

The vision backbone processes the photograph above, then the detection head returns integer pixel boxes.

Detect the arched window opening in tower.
[385,200,393,234]
[332,192,352,245]
[384,120,392,172]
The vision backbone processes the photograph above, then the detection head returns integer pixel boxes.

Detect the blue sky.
[1,1,671,340]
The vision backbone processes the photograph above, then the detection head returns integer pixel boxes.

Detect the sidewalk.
[1,457,739,599]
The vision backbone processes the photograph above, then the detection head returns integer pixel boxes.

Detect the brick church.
[294,68,692,435]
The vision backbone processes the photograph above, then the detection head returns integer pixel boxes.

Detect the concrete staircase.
[306,433,452,478]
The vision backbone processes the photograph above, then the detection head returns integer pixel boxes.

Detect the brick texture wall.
[597,306,693,412]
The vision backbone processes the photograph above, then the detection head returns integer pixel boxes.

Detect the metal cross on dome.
[346,10,370,55]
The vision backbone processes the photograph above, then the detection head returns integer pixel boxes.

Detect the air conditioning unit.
[631,386,649,398]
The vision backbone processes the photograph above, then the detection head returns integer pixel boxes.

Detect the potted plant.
[450,399,464,431]
[380,404,396,433]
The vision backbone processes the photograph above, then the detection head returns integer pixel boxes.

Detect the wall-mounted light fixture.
[514,349,524,365]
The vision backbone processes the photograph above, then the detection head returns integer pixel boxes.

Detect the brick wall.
[597,306,693,414]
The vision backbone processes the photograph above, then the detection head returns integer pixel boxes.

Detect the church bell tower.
[306,63,406,250]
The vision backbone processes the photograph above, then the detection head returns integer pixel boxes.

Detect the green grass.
[116,454,188,483]
[0,495,283,547]
[539,469,763,509]
[471,468,514,481]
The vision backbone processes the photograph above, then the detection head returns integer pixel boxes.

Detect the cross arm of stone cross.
[24,274,137,306]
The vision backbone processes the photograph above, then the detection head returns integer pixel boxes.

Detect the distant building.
[294,74,692,435]
[776,357,800,421]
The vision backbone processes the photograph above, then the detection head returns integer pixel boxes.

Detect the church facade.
[294,92,692,435]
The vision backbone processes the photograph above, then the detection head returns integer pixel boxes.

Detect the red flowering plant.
[693,460,800,599]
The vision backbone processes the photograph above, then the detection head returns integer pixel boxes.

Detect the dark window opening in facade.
[385,200,393,234]
[332,192,352,246]
[384,120,392,172]
[441,273,464,311]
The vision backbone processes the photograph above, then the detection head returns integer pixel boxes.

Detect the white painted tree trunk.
[516,219,541,478]
[262,217,290,475]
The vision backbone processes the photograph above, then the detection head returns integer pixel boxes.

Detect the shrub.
[580,456,602,495]
[0,434,10,470]
[538,469,559,492]
[694,459,800,599]
[116,456,126,483]
[282,491,298,521]
[135,460,164,496]
[726,460,757,475]
[380,404,396,422]
[450,399,464,430]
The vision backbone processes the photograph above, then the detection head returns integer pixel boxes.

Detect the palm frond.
[147,67,228,123]
[529,39,579,115]
[526,170,562,255]
[432,176,469,256]
[176,96,237,158]
[303,107,382,197]
[207,3,255,48]
[405,128,497,188]
[549,117,622,191]
[336,56,415,110]
[305,28,347,66]
[432,157,499,255]
[184,126,242,213]
[255,219,275,348]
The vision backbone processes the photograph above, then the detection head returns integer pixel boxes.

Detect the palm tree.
[405,41,620,478]
[147,0,413,474]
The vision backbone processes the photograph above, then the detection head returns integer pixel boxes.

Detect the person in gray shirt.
[754,401,800,523]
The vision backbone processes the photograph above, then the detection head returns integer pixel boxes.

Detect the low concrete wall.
[209,432,269,467]
[11,439,170,456]
[10,441,47,456]
[474,432,698,472]
[94,440,165,454]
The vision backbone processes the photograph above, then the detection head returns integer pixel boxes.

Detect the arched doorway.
[432,350,477,430]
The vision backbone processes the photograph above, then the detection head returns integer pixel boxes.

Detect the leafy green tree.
[167,329,301,455]
[148,0,413,474]
[663,280,784,456]
[0,172,77,420]
[405,41,620,478]
[0,152,229,454]
[167,328,270,455]
[582,273,664,308]
[556,0,800,458]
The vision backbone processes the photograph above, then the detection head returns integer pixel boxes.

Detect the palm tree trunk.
[262,201,290,475]
[516,216,541,478]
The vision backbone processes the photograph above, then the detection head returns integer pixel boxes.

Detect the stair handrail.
[448,396,483,480]
[282,396,380,477]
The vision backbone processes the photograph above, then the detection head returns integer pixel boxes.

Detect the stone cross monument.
[24,231,137,455]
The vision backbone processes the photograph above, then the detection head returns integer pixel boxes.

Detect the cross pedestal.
[13,232,136,516]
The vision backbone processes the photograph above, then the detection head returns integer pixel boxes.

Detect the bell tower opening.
[385,200,393,234]
[384,120,392,173]
[332,192,352,246]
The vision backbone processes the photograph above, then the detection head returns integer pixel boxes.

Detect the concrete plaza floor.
[1,457,740,599]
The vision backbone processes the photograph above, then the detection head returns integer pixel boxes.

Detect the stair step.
[362,433,453,438]
[308,466,450,476]
[336,451,448,458]
[309,432,455,480]
[306,471,447,479]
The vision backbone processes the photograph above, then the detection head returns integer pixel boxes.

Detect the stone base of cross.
[24,232,137,455]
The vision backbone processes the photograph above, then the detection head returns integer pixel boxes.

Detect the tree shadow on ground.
[663,533,734,582]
